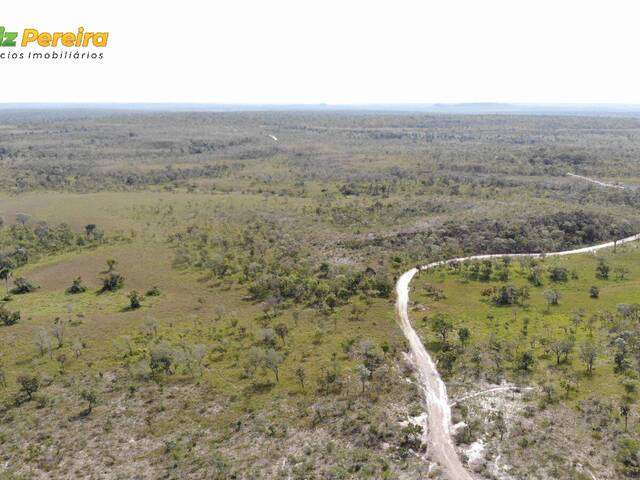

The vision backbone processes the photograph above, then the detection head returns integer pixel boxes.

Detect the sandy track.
[395,173,637,479]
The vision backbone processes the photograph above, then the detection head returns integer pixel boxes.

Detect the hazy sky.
[4,0,640,104]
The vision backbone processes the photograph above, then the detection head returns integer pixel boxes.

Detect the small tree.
[295,365,306,390]
[580,341,598,375]
[67,277,87,294]
[493,410,507,440]
[34,329,52,357]
[150,342,174,377]
[128,291,142,309]
[517,351,535,372]
[53,319,64,348]
[192,344,207,375]
[615,266,630,281]
[357,364,371,393]
[80,389,98,414]
[85,224,97,238]
[56,353,67,372]
[15,213,29,226]
[17,374,40,400]
[0,256,15,295]
[544,289,559,310]
[431,314,453,344]
[458,327,470,348]
[275,323,289,345]
[596,258,610,280]
[264,348,282,383]
[589,286,600,298]
[620,402,631,431]
[549,266,569,283]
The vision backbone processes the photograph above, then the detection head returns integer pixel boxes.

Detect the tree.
[550,340,565,365]
[431,314,453,344]
[34,329,52,357]
[80,389,98,415]
[544,289,559,309]
[559,376,578,399]
[275,323,289,345]
[620,402,631,431]
[0,256,15,295]
[357,364,371,393]
[596,258,609,280]
[493,410,507,440]
[128,290,142,309]
[458,327,470,348]
[494,285,520,305]
[264,348,282,383]
[549,266,569,283]
[517,351,535,372]
[15,213,29,226]
[295,365,306,390]
[85,224,97,238]
[192,344,207,375]
[580,341,598,375]
[150,342,174,376]
[615,266,630,281]
[17,374,39,400]
[67,277,87,294]
[589,286,599,298]
[56,353,67,372]
[527,266,544,287]
[52,319,64,348]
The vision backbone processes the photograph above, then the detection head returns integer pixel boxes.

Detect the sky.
[3,0,640,104]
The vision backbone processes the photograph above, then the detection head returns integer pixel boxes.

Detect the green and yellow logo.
[0,27,108,47]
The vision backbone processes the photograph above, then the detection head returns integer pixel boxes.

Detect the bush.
[66,277,87,294]
[128,290,142,309]
[145,286,161,296]
[589,286,599,298]
[0,306,20,326]
[11,277,38,294]
[17,374,40,400]
[100,272,124,292]
[549,266,568,283]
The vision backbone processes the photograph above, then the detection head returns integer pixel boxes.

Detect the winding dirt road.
[395,174,638,479]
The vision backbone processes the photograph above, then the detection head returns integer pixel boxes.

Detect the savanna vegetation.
[1,110,640,479]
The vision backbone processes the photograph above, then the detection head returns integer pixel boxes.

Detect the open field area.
[1,110,640,479]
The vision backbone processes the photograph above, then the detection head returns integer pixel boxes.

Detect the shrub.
[590,286,600,298]
[145,286,161,296]
[0,306,20,326]
[100,272,124,292]
[66,277,87,294]
[17,374,40,400]
[128,290,142,309]
[11,277,38,294]
[549,266,568,283]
